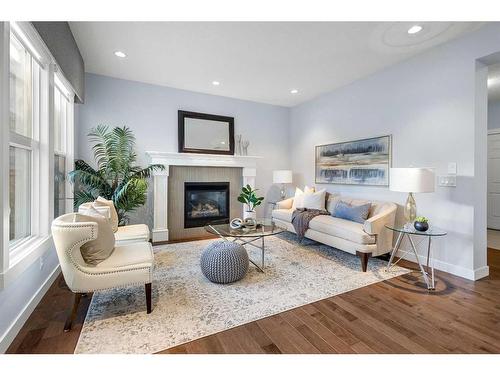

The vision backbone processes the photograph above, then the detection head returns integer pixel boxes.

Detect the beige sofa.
[272,193,397,271]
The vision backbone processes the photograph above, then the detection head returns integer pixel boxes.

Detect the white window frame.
[53,73,75,217]
[8,32,43,257]
[0,22,76,288]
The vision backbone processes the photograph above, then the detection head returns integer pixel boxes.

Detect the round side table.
[385,224,447,290]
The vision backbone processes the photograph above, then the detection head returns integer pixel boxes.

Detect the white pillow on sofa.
[292,186,315,210]
[302,189,326,210]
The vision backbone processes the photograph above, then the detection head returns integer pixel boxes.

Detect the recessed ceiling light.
[212,81,220,86]
[114,51,126,58]
[407,25,423,35]
[290,89,298,94]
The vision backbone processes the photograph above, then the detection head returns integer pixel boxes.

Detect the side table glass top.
[385,224,447,237]
[205,219,285,238]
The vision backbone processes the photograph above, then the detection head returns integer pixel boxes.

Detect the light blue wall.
[488,99,500,129]
[75,73,291,224]
[289,23,500,279]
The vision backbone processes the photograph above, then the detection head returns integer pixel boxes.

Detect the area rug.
[74,232,408,353]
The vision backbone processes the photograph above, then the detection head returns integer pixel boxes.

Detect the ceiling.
[70,22,484,107]
[488,63,500,102]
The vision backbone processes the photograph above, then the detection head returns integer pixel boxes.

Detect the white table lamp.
[389,168,435,223]
[273,170,293,200]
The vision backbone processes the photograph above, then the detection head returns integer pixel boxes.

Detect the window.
[1,22,76,285]
[54,79,72,218]
[8,32,42,249]
[9,147,31,243]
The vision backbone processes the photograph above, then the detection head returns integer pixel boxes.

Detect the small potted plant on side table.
[414,216,429,232]
[237,184,264,220]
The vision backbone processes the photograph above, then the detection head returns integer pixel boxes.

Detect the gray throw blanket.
[291,208,330,240]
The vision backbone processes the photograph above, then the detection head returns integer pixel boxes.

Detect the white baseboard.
[152,228,169,243]
[396,250,489,281]
[473,265,490,280]
[0,264,61,353]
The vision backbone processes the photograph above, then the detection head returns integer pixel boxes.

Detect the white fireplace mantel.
[146,151,263,243]
[146,151,262,169]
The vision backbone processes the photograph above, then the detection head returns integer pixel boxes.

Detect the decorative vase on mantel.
[242,140,249,156]
[236,134,242,155]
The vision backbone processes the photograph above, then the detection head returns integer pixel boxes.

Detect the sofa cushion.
[308,215,376,245]
[303,189,326,210]
[333,201,371,224]
[326,193,341,215]
[272,208,293,223]
[291,186,315,210]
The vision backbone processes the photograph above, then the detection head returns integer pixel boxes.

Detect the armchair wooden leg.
[145,283,152,314]
[64,293,83,332]
[356,251,372,272]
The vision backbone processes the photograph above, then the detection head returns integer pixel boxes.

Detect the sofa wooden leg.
[356,251,372,272]
[64,292,82,332]
[145,283,152,314]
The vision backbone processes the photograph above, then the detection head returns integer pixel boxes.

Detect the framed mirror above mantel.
[178,110,235,155]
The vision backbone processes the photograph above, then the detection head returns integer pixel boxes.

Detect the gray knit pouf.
[200,240,249,284]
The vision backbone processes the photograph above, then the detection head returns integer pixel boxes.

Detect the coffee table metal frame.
[206,221,282,272]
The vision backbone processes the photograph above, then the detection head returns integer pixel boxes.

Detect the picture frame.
[315,135,392,186]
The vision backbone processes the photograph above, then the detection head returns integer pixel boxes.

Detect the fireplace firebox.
[184,182,230,228]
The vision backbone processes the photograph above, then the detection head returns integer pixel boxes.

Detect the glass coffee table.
[205,219,284,272]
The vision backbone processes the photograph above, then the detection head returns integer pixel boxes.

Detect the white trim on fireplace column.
[242,167,257,219]
[152,167,170,243]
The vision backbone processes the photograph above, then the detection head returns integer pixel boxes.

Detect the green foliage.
[237,184,264,212]
[69,125,164,225]
[415,216,429,223]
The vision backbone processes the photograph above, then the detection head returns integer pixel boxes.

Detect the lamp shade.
[273,170,293,184]
[389,168,435,193]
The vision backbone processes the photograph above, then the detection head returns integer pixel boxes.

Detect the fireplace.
[184,182,230,228]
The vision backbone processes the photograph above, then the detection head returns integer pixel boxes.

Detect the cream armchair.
[78,202,150,245]
[51,213,154,331]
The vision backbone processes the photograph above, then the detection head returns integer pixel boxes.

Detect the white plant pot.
[244,210,257,220]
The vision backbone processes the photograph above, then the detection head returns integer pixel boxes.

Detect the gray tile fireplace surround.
[168,166,243,241]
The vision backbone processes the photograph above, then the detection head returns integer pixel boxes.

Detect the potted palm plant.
[237,184,264,219]
[69,125,165,225]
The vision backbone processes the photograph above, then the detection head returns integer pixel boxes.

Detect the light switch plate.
[438,175,457,187]
[447,162,457,175]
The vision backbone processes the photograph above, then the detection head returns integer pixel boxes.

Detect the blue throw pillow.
[333,201,371,224]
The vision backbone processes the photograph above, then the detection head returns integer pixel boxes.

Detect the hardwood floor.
[7,249,500,354]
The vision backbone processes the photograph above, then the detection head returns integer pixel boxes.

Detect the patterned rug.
[74,233,408,353]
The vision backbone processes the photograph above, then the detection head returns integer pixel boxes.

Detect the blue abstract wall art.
[315,135,392,186]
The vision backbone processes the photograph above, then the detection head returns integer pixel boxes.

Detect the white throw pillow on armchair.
[302,189,326,210]
[292,186,315,210]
